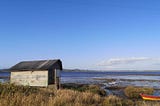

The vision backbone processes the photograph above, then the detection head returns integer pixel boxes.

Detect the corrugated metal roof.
[10,59,62,71]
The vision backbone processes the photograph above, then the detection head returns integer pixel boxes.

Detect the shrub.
[86,85,106,96]
[124,86,154,99]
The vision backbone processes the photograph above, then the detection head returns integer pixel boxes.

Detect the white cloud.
[97,57,160,70]
[99,57,151,66]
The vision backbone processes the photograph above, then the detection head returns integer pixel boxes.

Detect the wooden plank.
[11,71,48,87]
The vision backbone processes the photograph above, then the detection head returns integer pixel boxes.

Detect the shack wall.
[48,69,54,84]
[10,70,48,87]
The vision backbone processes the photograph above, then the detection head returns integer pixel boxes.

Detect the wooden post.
[58,70,61,89]
[54,69,57,90]
[54,69,61,90]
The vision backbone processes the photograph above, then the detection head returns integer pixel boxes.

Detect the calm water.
[1,71,160,88]
[0,72,10,83]
[60,71,160,89]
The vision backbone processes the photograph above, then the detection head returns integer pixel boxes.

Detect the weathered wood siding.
[11,71,48,87]
[48,69,54,84]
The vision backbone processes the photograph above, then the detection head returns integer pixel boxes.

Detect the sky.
[1,0,160,70]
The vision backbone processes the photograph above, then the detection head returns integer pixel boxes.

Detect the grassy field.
[0,83,159,106]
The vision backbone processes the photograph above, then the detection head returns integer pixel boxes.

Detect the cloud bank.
[99,57,151,66]
[97,57,160,70]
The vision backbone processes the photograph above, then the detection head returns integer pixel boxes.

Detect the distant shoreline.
[1,68,160,72]
[63,69,160,72]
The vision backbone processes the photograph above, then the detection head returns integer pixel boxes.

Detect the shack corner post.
[54,69,61,90]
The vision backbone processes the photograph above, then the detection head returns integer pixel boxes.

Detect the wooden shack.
[10,59,62,88]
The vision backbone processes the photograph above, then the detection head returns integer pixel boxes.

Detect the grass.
[0,83,159,106]
[124,86,154,99]
[61,83,106,96]
[0,83,38,96]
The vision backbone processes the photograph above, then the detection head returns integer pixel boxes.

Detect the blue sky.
[1,0,160,70]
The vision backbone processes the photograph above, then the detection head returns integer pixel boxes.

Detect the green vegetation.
[0,83,159,106]
[124,86,154,99]
[0,83,38,95]
[62,83,106,96]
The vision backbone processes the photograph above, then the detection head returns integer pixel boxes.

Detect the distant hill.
[62,69,160,72]
[63,69,98,72]
[0,69,10,72]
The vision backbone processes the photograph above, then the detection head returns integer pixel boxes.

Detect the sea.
[1,71,160,89]
[60,71,160,89]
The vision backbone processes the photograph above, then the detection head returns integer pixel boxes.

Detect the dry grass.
[0,89,102,106]
[61,83,106,96]
[103,95,122,106]
[0,83,102,106]
[0,84,159,106]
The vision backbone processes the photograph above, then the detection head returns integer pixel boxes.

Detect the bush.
[86,85,106,96]
[124,86,154,99]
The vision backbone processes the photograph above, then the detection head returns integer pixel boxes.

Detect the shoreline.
[94,78,160,82]
[62,82,160,99]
